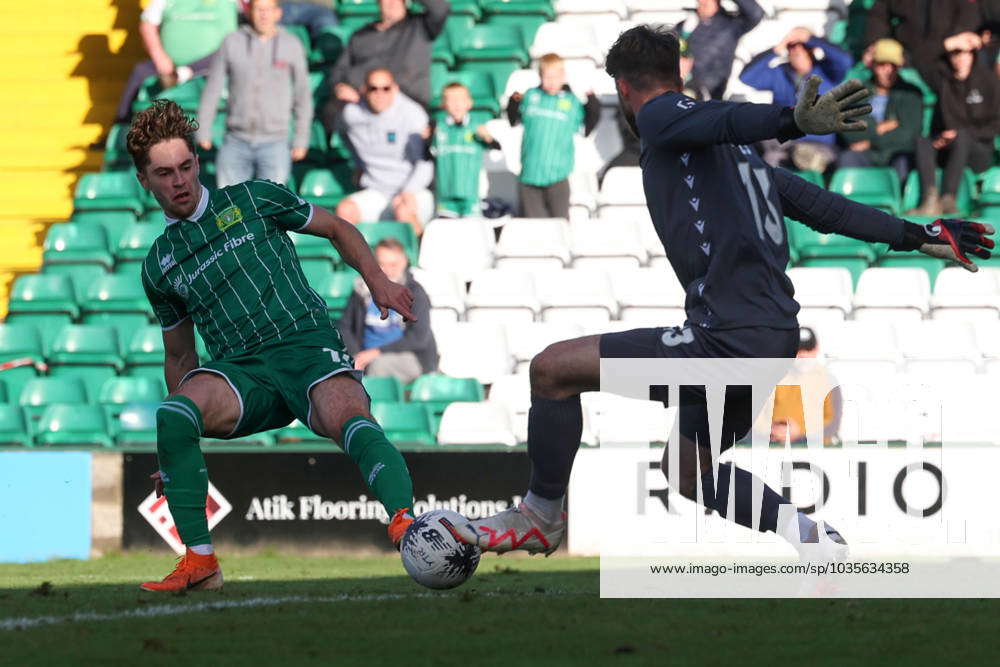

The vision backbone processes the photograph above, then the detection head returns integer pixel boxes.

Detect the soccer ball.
[400,509,481,590]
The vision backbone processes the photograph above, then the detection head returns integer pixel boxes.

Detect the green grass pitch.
[0,553,994,665]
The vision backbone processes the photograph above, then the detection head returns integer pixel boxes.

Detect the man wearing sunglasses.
[336,68,434,236]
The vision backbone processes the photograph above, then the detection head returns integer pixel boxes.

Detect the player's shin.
[341,416,414,517]
[156,396,211,548]
[525,395,584,523]
[700,462,790,534]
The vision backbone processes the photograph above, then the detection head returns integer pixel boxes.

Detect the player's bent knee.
[174,374,240,437]
[308,373,371,441]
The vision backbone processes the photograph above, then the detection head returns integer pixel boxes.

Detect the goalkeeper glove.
[793,76,872,135]
[892,219,996,272]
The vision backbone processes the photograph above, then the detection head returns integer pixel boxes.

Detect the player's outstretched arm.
[776,168,995,272]
[303,206,416,320]
[162,318,198,394]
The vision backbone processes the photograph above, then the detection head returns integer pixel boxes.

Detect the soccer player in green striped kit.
[129,100,417,592]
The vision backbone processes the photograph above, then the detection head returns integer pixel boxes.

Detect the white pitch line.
[0,590,580,632]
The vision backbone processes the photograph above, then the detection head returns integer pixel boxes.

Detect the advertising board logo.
[137,483,232,554]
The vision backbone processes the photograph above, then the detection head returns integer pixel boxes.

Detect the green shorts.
[179,326,362,438]
[436,197,479,217]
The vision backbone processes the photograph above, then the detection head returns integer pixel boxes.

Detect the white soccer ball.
[400,509,481,590]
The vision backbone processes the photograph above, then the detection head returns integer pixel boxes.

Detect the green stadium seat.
[139,209,166,224]
[34,405,113,448]
[432,30,456,68]
[309,26,345,68]
[786,218,878,262]
[19,377,88,423]
[8,274,79,318]
[430,70,499,115]
[43,223,114,270]
[977,207,1000,223]
[450,0,483,20]
[371,401,437,447]
[357,221,419,265]
[42,264,108,302]
[73,171,144,215]
[133,76,210,115]
[48,367,119,406]
[117,222,162,262]
[453,25,530,98]
[291,230,341,266]
[274,418,328,444]
[102,122,132,171]
[308,270,358,315]
[82,313,150,340]
[71,211,138,246]
[0,325,44,402]
[285,23,311,52]
[116,403,159,445]
[124,364,166,382]
[362,376,403,402]
[901,168,975,216]
[789,169,824,187]
[99,376,166,426]
[2,315,72,357]
[480,1,555,50]
[0,405,31,447]
[328,129,353,162]
[829,167,901,214]
[409,374,484,433]
[80,274,152,318]
[797,257,870,289]
[0,382,7,403]
[125,325,165,367]
[47,324,124,401]
[980,167,1000,208]
[299,166,355,208]
[875,254,946,282]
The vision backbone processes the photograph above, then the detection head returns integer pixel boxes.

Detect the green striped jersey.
[431,116,487,202]
[141,180,330,360]
[518,87,584,186]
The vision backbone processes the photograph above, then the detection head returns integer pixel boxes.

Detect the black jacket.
[927,60,1000,141]
[337,271,438,373]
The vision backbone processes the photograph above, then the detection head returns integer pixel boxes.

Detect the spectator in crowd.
[507,54,600,219]
[908,41,1000,216]
[770,328,842,446]
[197,0,312,187]
[431,82,501,218]
[338,238,437,384]
[676,0,764,100]
[113,0,239,126]
[838,39,922,187]
[323,0,451,133]
[276,1,338,39]
[336,69,434,236]
[863,0,983,88]
[740,27,853,172]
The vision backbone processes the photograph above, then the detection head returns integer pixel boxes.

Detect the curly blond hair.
[126,99,199,170]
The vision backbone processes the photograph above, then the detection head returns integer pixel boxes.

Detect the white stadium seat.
[570,219,647,270]
[436,402,518,447]
[786,267,853,317]
[893,320,980,363]
[435,322,514,385]
[852,268,931,322]
[536,269,618,325]
[592,20,637,58]
[409,268,466,322]
[466,269,540,324]
[530,23,602,65]
[495,218,572,271]
[612,267,686,321]
[555,0,629,22]
[488,374,532,442]
[590,395,675,445]
[505,321,585,373]
[974,321,1000,359]
[820,321,900,362]
[931,267,1000,321]
[418,218,495,282]
[597,167,646,212]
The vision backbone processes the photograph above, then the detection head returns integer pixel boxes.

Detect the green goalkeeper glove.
[793,76,872,135]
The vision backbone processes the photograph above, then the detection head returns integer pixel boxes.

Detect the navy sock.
[527,395,583,500]
[700,463,789,533]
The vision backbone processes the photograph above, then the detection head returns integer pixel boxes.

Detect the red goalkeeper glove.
[892,219,996,272]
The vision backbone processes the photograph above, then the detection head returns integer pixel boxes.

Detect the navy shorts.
[599,325,799,449]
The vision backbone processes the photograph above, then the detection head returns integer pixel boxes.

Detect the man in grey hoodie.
[197,0,313,187]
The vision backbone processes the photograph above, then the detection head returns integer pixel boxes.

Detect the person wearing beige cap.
[837,38,923,188]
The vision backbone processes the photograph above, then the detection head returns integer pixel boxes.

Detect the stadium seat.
[786,267,854,318]
[555,0,628,24]
[0,405,31,447]
[115,403,159,445]
[124,325,166,367]
[429,70,500,115]
[570,219,647,270]
[19,377,88,423]
[504,321,584,374]
[852,268,931,322]
[436,401,518,447]
[357,221,419,265]
[71,211,138,248]
[795,257,871,289]
[102,122,132,171]
[299,166,355,208]
[0,324,43,401]
[829,167,901,214]
[7,274,78,318]
[308,270,357,316]
[73,172,144,215]
[42,263,109,302]
[435,322,514,384]
[47,325,124,401]
[43,224,114,270]
[874,253,946,283]
[466,269,540,324]
[979,167,1000,208]
[371,401,437,447]
[481,0,555,46]
[418,219,495,281]
[410,373,486,433]
[453,25,531,96]
[821,321,900,362]
[487,373,531,442]
[597,167,646,213]
[34,405,113,448]
[80,274,153,325]
[116,222,162,262]
[625,0,688,25]
[529,22,601,64]
[536,269,618,325]
[901,168,975,217]
[495,218,572,270]
[408,268,466,322]
[98,376,166,426]
[291,229,341,267]
[593,397,674,445]
[362,376,403,403]
[931,267,1000,322]
[786,218,879,262]
[894,320,980,364]
[612,267,687,324]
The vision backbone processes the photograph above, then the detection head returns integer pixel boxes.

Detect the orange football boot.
[140,548,224,592]
[388,508,414,549]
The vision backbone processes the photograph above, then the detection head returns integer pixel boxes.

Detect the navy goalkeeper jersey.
[636,92,800,331]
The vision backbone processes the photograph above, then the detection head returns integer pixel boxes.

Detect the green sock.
[341,416,414,516]
[156,396,210,546]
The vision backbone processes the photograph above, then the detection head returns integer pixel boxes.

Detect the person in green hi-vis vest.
[114,0,239,125]
[506,53,601,219]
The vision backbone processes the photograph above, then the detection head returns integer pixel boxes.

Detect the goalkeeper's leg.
[308,374,415,547]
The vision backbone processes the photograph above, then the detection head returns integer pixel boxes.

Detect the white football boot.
[796,521,849,597]
[454,501,566,556]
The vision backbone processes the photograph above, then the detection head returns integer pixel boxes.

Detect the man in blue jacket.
[740,27,853,171]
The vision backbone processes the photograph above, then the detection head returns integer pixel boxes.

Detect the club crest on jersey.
[172,274,189,299]
[215,205,243,232]
[159,253,177,273]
